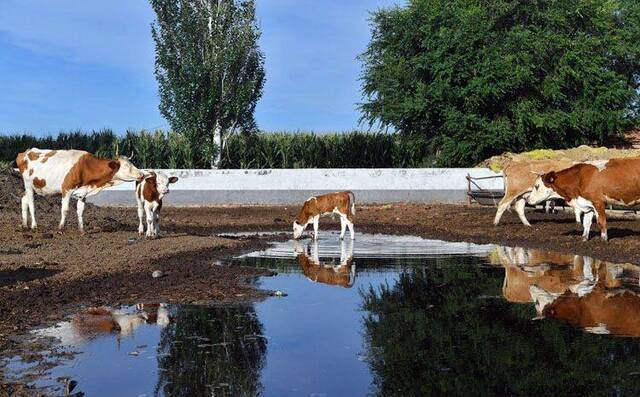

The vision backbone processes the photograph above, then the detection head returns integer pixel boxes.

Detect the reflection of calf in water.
[294,240,356,288]
[493,246,640,336]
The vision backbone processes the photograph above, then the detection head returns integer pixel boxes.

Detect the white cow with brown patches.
[293,191,356,240]
[494,159,578,226]
[14,149,144,233]
[135,171,178,238]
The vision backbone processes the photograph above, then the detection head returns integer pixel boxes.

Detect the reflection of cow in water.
[492,247,598,303]
[293,240,356,288]
[530,283,640,336]
[38,304,172,346]
[493,246,640,336]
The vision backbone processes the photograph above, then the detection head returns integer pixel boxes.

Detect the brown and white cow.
[494,159,581,227]
[293,191,355,240]
[293,240,356,288]
[135,171,178,238]
[528,158,640,241]
[14,148,144,233]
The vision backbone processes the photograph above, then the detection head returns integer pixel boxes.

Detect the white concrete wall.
[89,168,503,206]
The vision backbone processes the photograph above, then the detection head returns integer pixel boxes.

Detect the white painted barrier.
[89,168,503,206]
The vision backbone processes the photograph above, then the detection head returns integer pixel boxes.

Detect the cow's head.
[527,171,557,205]
[529,285,561,315]
[113,156,145,182]
[150,172,179,196]
[293,220,306,239]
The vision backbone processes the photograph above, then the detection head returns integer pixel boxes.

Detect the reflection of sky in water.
[255,271,394,396]
[6,234,640,396]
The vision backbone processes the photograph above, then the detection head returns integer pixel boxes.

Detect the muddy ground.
[5,169,640,385]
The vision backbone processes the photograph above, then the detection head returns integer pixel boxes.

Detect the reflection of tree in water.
[361,258,640,396]
[155,305,266,396]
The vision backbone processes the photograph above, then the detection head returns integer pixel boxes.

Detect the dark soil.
[3,169,640,380]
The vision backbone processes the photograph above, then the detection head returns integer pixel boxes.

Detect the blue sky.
[0,0,400,136]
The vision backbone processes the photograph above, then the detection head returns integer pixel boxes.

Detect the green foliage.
[0,130,437,169]
[150,0,266,167]
[360,0,640,166]
[222,131,436,168]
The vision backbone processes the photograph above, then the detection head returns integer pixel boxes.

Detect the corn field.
[0,129,436,169]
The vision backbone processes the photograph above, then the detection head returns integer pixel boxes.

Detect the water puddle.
[5,232,640,395]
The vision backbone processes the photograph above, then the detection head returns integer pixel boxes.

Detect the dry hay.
[477,145,640,172]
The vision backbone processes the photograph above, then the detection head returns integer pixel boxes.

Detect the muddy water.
[5,233,640,396]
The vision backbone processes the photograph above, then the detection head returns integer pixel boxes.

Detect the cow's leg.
[514,198,531,227]
[581,211,594,241]
[574,208,582,224]
[21,194,29,229]
[76,198,86,234]
[58,192,72,233]
[25,186,37,230]
[137,200,145,235]
[154,210,160,236]
[493,196,514,226]
[546,200,556,214]
[145,205,155,238]
[346,213,355,240]
[312,216,319,240]
[594,201,608,241]
[339,214,347,240]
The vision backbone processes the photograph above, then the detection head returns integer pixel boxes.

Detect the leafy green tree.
[150,0,265,168]
[360,0,640,166]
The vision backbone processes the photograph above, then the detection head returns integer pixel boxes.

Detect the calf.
[494,160,578,226]
[14,149,144,233]
[528,158,640,241]
[135,171,178,238]
[293,191,355,240]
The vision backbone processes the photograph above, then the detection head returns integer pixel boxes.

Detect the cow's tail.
[347,191,356,215]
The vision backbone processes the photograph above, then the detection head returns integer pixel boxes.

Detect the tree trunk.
[211,125,222,169]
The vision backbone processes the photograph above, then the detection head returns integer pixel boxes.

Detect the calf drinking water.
[293,191,356,240]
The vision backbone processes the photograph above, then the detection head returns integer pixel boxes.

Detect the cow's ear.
[543,171,556,184]
[108,161,120,172]
[168,176,179,184]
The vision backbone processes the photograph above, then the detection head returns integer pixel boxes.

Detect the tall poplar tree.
[151,0,265,168]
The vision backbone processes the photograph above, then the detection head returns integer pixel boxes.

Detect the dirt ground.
[5,166,640,369]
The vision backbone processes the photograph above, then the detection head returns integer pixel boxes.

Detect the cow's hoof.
[56,230,64,235]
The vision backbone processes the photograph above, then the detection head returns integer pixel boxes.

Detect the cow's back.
[503,159,574,196]
[19,149,87,195]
